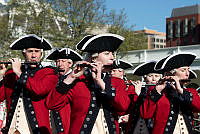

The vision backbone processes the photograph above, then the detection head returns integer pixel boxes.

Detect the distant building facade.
[136,28,166,49]
[166,4,200,47]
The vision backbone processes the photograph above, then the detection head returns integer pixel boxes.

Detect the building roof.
[171,4,200,17]
[136,29,166,36]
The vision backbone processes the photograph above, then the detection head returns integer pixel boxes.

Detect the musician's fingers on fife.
[132,81,137,85]
[167,76,180,83]
[137,80,141,84]
[76,61,90,68]
[8,58,21,65]
[91,62,103,70]
[91,62,102,66]
[13,58,21,62]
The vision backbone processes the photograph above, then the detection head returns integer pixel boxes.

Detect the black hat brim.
[76,33,124,53]
[112,59,133,69]
[156,52,196,72]
[133,61,163,76]
[10,34,52,50]
[46,48,83,61]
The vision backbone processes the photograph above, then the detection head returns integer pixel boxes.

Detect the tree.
[0,2,17,58]
[0,0,146,59]
[106,9,147,58]
[46,0,108,49]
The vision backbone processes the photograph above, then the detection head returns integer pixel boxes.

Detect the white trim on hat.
[154,54,170,71]
[62,48,83,60]
[45,48,58,60]
[190,69,197,79]
[42,37,53,49]
[159,52,197,71]
[59,48,70,55]
[76,35,93,50]
[10,34,52,49]
[132,61,157,75]
[10,34,41,48]
[80,33,125,51]
[45,48,83,61]
[114,59,133,69]
[117,59,133,67]
[115,59,120,65]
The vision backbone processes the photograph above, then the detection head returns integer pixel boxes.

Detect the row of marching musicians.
[0,33,199,134]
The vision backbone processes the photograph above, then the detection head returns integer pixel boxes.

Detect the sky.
[105,0,200,33]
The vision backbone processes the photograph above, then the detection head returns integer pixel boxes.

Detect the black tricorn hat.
[46,48,83,61]
[112,59,133,70]
[132,61,163,76]
[76,33,124,53]
[189,70,197,79]
[154,52,196,72]
[10,34,52,50]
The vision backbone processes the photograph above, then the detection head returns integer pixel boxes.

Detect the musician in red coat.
[0,34,58,134]
[110,59,133,133]
[126,61,162,134]
[46,33,131,134]
[140,52,200,134]
[46,48,83,134]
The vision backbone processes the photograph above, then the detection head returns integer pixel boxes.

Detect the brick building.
[166,4,200,47]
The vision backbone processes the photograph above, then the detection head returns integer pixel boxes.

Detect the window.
[192,37,195,43]
[156,45,159,48]
[169,40,172,47]
[175,20,180,37]
[151,38,155,42]
[191,17,196,35]
[168,20,173,38]
[156,39,159,42]
[183,38,187,45]
[176,40,180,46]
[191,17,196,29]
[183,18,188,36]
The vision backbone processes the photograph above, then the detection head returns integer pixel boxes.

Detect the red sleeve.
[127,85,138,102]
[0,82,5,102]
[110,77,130,113]
[0,69,17,102]
[46,75,85,111]
[185,88,200,112]
[25,67,58,97]
[46,87,71,111]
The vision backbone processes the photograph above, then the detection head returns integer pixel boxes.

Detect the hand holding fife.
[9,58,22,78]
[90,61,105,91]
[166,75,183,94]
[63,61,90,84]
[156,76,168,94]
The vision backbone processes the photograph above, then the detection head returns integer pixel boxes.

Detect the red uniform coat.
[125,85,154,134]
[0,65,58,134]
[46,73,130,134]
[52,104,71,134]
[140,86,200,134]
[52,74,71,134]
